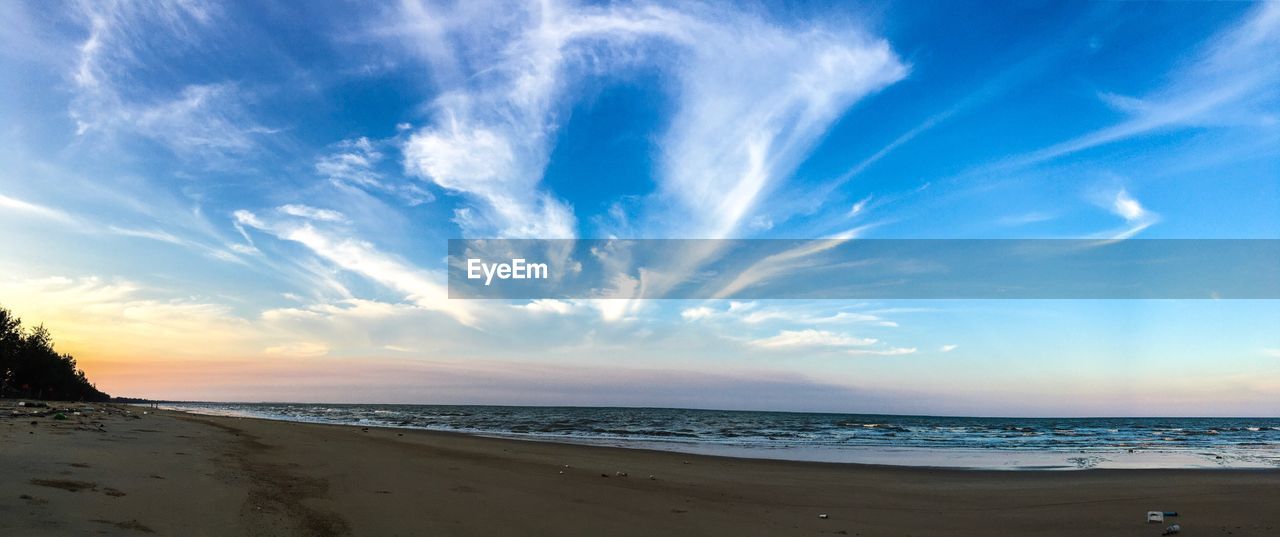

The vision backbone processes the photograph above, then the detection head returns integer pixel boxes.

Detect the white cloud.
[515,299,577,315]
[680,306,715,321]
[848,196,872,216]
[1111,189,1147,222]
[751,329,877,349]
[227,243,259,255]
[847,346,916,356]
[2,194,248,264]
[588,274,647,322]
[263,341,330,358]
[63,3,278,160]
[1264,348,1280,358]
[390,1,905,240]
[679,301,896,328]
[316,138,383,188]
[317,138,435,206]
[940,344,958,353]
[279,204,348,223]
[652,14,907,238]
[234,210,475,326]
[107,226,187,245]
[126,83,269,154]
[714,239,849,298]
[0,193,76,224]
[1094,187,1159,240]
[395,1,580,238]
[741,308,895,327]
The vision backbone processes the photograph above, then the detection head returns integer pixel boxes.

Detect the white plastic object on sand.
[1147,511,1164,523]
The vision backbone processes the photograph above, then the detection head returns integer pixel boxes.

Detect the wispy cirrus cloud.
[680,306,715,321]
[318,137,434,206]
[278,204,348,223]
[0,193,76,224]
[1006,2,1280,169]
[1,191,250,264]
[682,300,898,328]
[105,226,187,245]
[675,299,917,357]
[234,209,475,326]
[847,346,916,356]
[747,328,914,356]
[648,9,907,239]
[513,299,578,316]
[751,329,877,350]
[388,1,905,240]
[1111,189,1147,222]
[1093,187,1159,240]
[316,138,383,189]
[68,1,275,159]
[712,239,852,298]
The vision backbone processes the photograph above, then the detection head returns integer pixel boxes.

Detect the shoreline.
[209,410,1280,474]
[5,401,1280,536]
[161,403,1280,471]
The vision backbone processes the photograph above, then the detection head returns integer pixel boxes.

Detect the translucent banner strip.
[447,239,1280,299]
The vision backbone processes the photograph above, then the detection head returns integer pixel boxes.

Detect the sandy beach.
[3,402,1278,536]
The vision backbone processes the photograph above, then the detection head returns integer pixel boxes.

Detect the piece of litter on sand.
[1163,512,1179,517]
[1147,511,1165,523]
[648,475,656,480]
[1163,523,1181,535]
[819,514,829,519]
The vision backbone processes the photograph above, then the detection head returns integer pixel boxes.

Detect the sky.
[0,0,1278,416]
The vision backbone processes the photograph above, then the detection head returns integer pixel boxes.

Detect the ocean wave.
[160,403,1280,458]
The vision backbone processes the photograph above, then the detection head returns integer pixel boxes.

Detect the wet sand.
[3,402,1278,536]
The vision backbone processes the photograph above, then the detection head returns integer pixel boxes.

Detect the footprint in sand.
[91,519,155,534]
[29,478,97,492]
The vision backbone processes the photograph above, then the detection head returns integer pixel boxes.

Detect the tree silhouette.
[0,305,109,402]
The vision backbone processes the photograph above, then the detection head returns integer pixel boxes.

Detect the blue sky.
[0,0,1277,415]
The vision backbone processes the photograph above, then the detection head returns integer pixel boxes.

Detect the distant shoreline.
[159,402,1280,470]
[119,399,1280,419]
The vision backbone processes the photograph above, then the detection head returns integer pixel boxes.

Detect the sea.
[160,403,1280,470]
